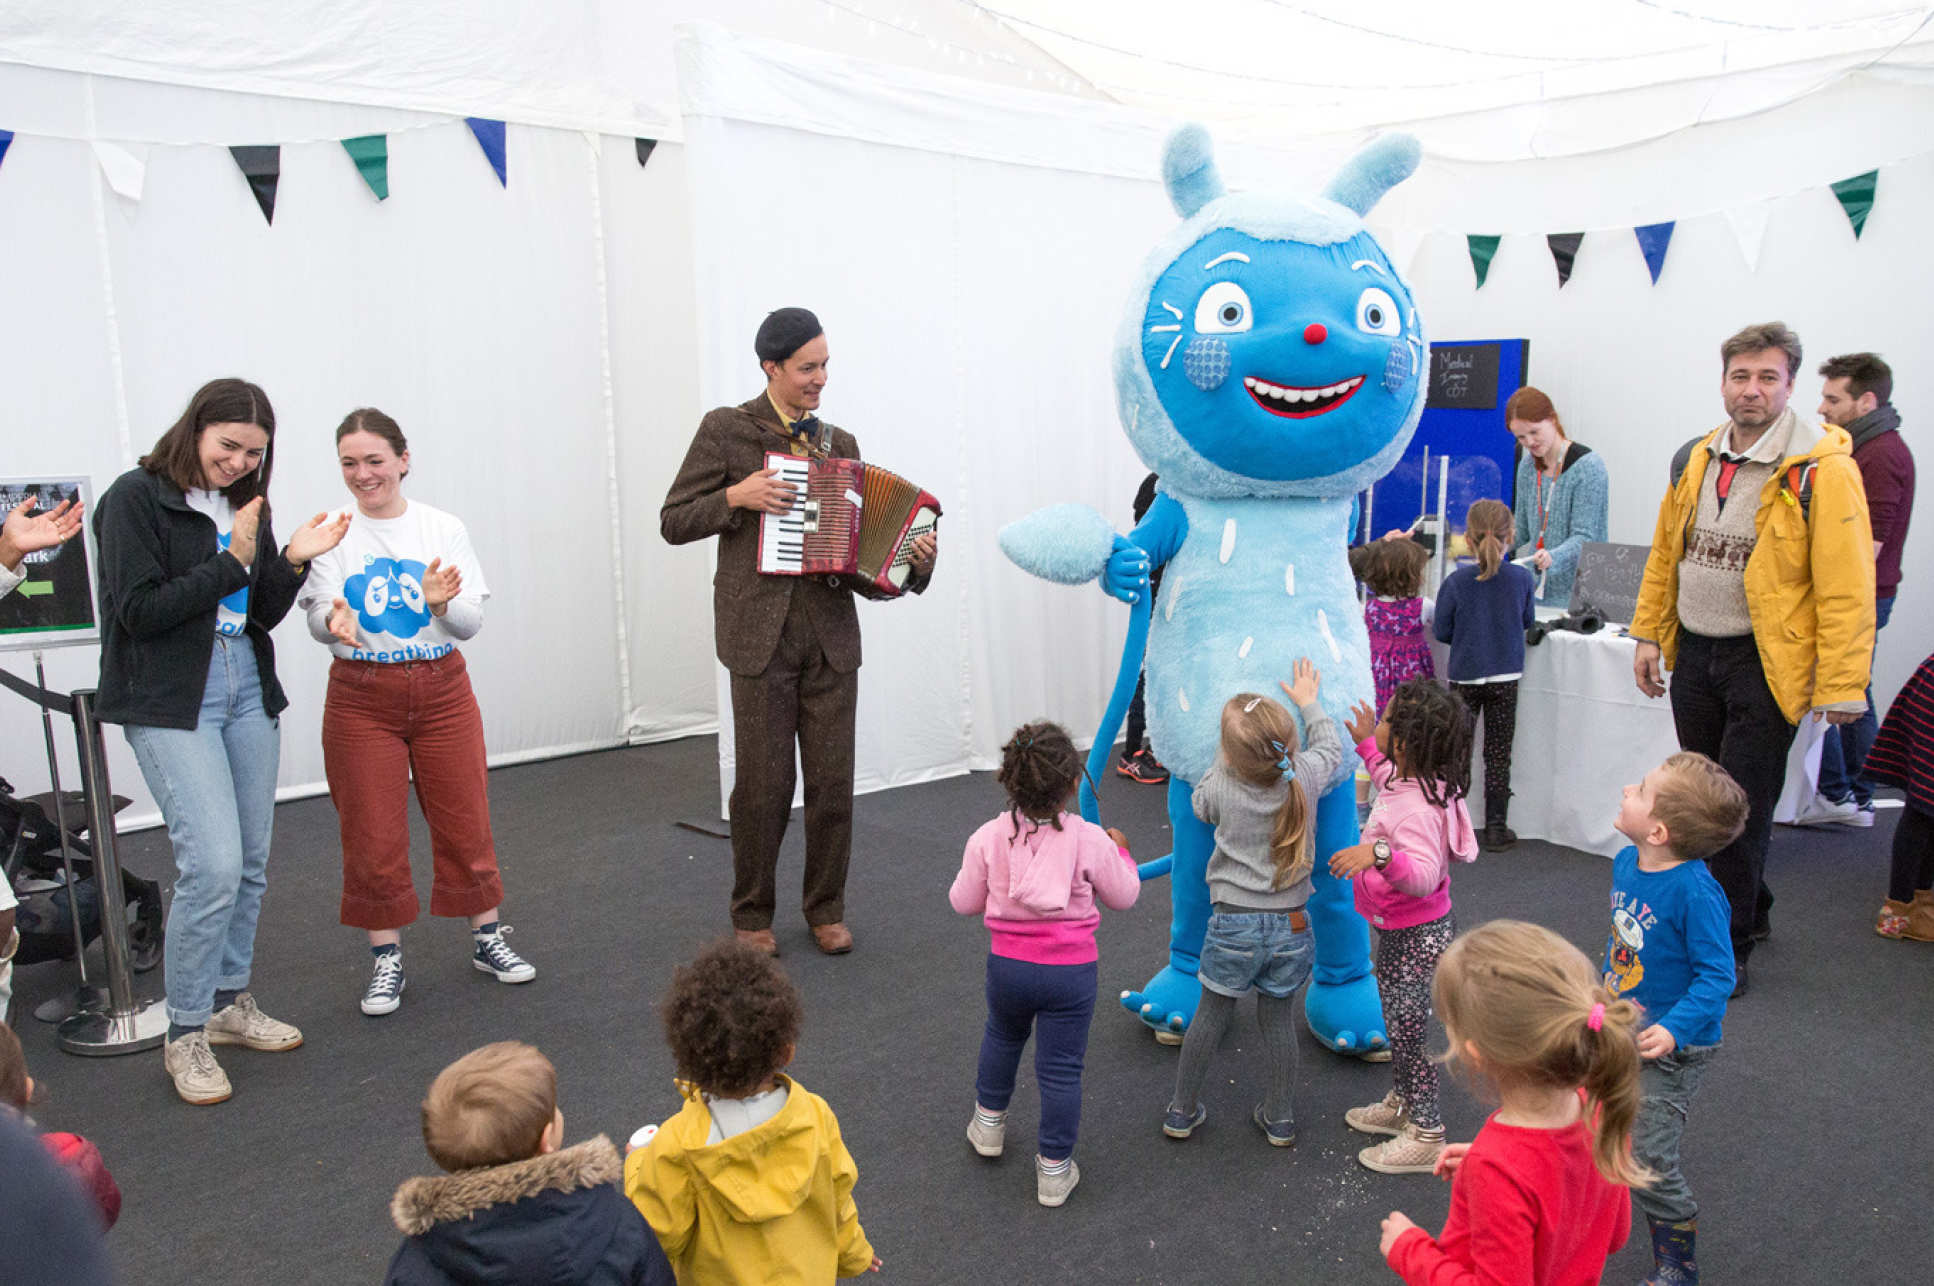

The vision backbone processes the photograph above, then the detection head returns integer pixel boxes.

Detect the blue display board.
[1362,339,1528,540]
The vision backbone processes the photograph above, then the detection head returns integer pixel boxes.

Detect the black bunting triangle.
[1546,232,1583,287]
[229,145,280,224]
[635,138,658,168]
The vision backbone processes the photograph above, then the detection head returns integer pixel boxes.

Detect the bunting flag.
[1634,221,1675,284]
[1546,232,1584,287]
[1831,170,1877,239]
[635,137,657,168]
[229,145,280,224]
[1467,234,1501,290]
[342,134,389,201]
[92,140,147,202]
[1724,199,1775,271]
[0,129,12,175]
[466,117,507,187]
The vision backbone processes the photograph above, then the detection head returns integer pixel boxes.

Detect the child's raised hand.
[1378,1211,1419,1259]
[1280,657,1321,708]
[1433,1142,1471,1179]
[1345,700,1378,746]
[1328,842,1378,879]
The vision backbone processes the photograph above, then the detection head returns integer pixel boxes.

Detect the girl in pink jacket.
[950,721,1141,1210]
[1328,678,1478,1178]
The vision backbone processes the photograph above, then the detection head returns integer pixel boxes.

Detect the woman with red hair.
[1506,387,1608,607]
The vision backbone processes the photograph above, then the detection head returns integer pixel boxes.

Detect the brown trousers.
[727,596,858,930]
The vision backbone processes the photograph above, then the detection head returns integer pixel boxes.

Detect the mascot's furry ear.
[1163,123,1225,219]
[1322,134,1422,217]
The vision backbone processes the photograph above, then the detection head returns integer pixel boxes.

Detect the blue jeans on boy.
[125,638,281,1028]
[1631,1041,1719,1223]
[975,955,1097,1161]
[1818,594,1894,808]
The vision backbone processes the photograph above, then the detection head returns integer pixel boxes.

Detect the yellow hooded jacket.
[1631,419,1875,724]
[624,1076,875,1285]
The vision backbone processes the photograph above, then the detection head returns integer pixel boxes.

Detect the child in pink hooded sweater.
[950,720,1140,1210]
[1328,677,1478,1177]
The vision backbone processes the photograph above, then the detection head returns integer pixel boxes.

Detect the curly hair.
[1350,537,1428,599]
[662,939,803,1098]
[1384,678,1472,808]
[996,720,1086,839]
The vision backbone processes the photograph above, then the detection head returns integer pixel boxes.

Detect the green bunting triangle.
[1467,234,1502,290]
[342,135,389,201]
[1830,170,1877,239]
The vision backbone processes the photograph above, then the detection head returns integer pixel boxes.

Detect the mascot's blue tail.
[1077,591,1171,881]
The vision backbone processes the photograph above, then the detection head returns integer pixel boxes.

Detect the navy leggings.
[975,954,1097,1160]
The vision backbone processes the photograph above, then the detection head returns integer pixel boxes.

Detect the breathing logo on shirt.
[344,556,434,640]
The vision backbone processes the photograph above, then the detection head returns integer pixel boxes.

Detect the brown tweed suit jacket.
[662,394,926,677]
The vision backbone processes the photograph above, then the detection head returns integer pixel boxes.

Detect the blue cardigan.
[1434,562,1537,681]
[1513,444,1609,606]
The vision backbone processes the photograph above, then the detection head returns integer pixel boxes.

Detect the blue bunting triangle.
[0,129,12,175]
[1634,221,1675,284]
[465,118,507,187]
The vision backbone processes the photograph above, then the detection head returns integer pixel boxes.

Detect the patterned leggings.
[1457,680,1519,804]
[1377,912,1455,1131]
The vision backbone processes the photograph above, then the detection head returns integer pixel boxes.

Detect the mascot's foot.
[1304,974,1390,1057]
[1120,965,1201,1037]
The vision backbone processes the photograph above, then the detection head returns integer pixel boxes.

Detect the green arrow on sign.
[18,580,54,597]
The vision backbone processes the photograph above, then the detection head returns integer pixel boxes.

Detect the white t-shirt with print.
[299,500,488,663]
[183,488,250,637]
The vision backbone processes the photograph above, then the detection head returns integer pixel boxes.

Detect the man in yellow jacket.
[1631,322,1874,998]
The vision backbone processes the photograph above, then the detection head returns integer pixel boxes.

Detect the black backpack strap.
[1783,461,1816,520]
[1669,435,1702,490]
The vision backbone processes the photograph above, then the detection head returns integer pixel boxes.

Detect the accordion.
[756,452,941,597]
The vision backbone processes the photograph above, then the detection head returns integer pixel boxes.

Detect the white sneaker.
[361,951,406,1016]
[473,926,537,983]
[206,993,304,1051]
[1789,794,1863,827]
[164,1031,233,1105]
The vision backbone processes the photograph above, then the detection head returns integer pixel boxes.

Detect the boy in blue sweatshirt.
[1606,751,1749,1286]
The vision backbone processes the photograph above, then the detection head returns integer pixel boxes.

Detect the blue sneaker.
[1252,1104,1296,1147]
[1162,1102,1207,1139]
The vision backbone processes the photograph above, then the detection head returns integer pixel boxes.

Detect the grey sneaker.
[206,993,303,1051]
[966,1111,1005,1158]
[163,1031,233,1105]
[1358,1123,1446,1174]
[473,926,537,983]
[1036,1158,1080,1208]
[361,952,406,1016]
[1345,1090,1408,1137]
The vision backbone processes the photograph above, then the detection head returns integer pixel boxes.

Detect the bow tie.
[790,414,820,444]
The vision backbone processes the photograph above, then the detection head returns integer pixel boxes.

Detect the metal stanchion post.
[30,649,107,1022]
[56,688,166,1055]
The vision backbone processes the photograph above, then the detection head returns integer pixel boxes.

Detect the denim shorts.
[1198,910,1314,999]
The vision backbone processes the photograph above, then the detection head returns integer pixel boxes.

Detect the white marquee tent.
[1,2,1928,828]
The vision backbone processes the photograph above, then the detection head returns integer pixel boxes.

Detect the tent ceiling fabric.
[3,2,1930,159]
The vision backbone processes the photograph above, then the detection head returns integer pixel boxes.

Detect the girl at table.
[298,408,535,1018]
[1352,536,1435,716]
[1433,499,1537,851]
[1507,387,1608,608]
[93,378,349,1105]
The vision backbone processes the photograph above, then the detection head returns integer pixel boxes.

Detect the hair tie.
[1269,739,1294,781]
[1586,1002,1605,1032]
[1016,733,1033,748]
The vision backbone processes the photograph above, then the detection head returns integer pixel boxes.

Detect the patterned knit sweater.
[1512,444,1609,607]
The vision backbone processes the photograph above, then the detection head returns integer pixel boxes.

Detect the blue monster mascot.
[1000,125,1427,1054]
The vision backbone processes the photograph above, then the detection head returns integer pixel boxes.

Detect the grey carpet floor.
[10,736,1932,1284]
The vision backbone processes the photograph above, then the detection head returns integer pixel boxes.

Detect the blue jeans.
[1818,595,1893,807]
[125,638,281,1027]
[1631,1042,1719,1223]
[975,955,1096,1160]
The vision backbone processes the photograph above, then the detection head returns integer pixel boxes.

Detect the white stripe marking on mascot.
[1220,519,1236,564]
[1317,608,1342,661]
[1239,636,1254,659]
[1164,576,1184,621]
[1177,686,1190,712]
[1284,563,1295,596]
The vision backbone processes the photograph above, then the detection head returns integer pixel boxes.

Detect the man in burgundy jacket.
[661,309,936,956]
[1806,352,1914,826]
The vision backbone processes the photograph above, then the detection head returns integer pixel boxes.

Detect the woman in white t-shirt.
[298,408,534,1017]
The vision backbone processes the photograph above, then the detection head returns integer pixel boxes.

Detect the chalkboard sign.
[1427,344,1503,410]
[1568,542,1652,626]
[0,477,98,650]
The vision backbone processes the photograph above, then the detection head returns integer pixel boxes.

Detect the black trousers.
[1668,630,1797,961]
[1456,680,1519,809]
[1889,805,1934,903]
[727,597,858,931]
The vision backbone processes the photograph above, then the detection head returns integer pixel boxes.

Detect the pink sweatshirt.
[1352,737,1479,931]
[949,812,1141,965]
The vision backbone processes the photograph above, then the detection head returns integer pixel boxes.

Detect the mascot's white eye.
[1193,282,1253,335]
[1355,287,1400,336]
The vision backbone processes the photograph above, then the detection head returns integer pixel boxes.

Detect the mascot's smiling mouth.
[1243,375,1365,419]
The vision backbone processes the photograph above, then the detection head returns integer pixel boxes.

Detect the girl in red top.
[1380,920,1648,1286]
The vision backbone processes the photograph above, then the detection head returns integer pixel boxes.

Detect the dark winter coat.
[385,1136,673,1286]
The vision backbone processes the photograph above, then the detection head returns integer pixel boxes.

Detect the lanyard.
[1533,467,1552,551]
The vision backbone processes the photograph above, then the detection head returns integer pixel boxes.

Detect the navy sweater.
[1432,562,1537,681]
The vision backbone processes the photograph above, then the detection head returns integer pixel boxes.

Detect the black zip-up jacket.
[91,466,308,728]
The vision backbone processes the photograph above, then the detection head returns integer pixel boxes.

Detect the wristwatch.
[1371,840,1392,870]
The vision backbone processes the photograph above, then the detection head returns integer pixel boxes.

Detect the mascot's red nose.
[1303,323,1327,345]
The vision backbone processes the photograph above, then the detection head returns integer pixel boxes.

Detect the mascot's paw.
[1120,965,1201,1036]
[998,504,1116,586]
[1101,534,1151,604]
[1304,974,1390,1055]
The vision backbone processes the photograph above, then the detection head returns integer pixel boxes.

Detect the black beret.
[754,307,823,365]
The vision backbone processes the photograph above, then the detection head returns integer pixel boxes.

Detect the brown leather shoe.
[810,922,854,955]
[735,928,779,957]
